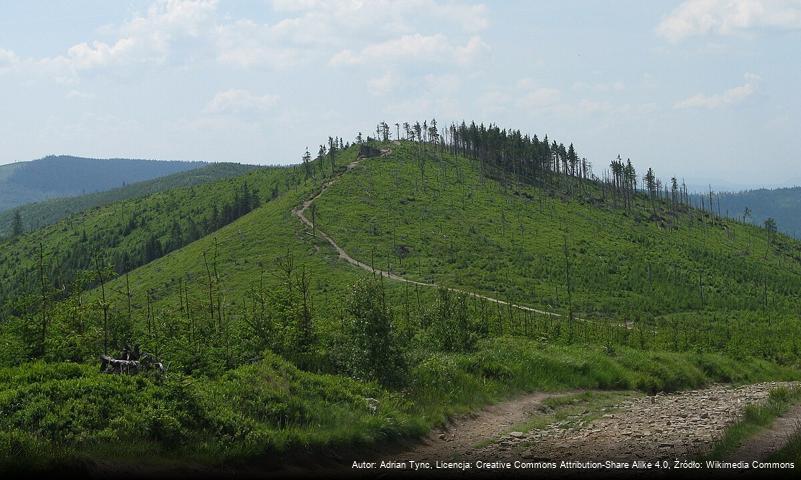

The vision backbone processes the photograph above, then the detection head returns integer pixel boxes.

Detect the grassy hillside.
[0,164,290,308]
[314,142,801,361]
[0,163,258,237]
[0,155,205,212]
[1,342,795,473]
[5,138,800,371]
[2,133,801,471]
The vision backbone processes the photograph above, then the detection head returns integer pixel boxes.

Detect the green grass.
[3,140,801,470]
[314,142,801,363]
[0,354,419,473]
[705,385,801,459]
[0,164,292,306]
[768,424,801,463]
[0,337,795,472]
[7,141,800,367]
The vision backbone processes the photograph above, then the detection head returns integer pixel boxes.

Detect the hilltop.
[0,155,206,212]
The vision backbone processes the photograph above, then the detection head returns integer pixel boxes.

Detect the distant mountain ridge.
[714,187,801,238]
[0,155,206,212]
[0,162,258,236]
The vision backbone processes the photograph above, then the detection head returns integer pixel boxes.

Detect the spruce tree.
[11,210,23,237]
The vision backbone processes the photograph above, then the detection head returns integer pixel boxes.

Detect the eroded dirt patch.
[388,391,582,463]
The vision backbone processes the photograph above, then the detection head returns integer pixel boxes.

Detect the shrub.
[341,277,406,386]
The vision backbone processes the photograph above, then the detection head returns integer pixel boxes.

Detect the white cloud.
[271,0,488,33]
[383,95,462,119]
[65,0,217,68]
[9,0,217,77]
[520,87,561,109]
[514,78,561,109]
[0,48,19,69]
[217,1,488,68]
[569,100,658,117]
[63,38,144,69]
[217,0,488,69]
[576,99,613,114]
[66,90,96,100]
[214,20,305,68]
[657,0,801,42]
[204,89,279,114]
[572,80,625,93]
[423,73,462,93]
[367,71,401,96]
[3,0,490,78]
[330,33,488,66]
[674,73,760,109]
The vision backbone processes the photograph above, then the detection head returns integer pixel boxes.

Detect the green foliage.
[3,130,801,469]
[0,338,794,470]
[0,355,415,466]
[769,425,801,463]
[410,337,798,420]
[0,163,257,237]
[0,167,285,310]
[423,289,476,352]
[244,254,319,370]
[10,210,23,237]
[339,277,406,386]
[706,385,801,460]
[314,141,801,363]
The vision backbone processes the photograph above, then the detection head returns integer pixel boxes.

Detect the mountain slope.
[316,143,801,320]
[0,165,288,306]
[0,155,206,212]
[0,162,258,237]
[1,135,801,471]
[40,140,801,366]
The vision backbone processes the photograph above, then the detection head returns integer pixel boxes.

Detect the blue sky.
[0,0,799,190]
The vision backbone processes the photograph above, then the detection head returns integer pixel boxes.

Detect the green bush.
[340,277,406,387]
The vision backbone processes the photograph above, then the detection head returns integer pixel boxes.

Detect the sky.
[0,0,799,190]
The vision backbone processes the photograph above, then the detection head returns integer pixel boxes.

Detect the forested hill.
[2,122,801,470]
[0,155,205,212]
[0,162,258,237]
[712,187,801,238]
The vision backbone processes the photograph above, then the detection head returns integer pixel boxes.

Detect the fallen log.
[100,354,165,375]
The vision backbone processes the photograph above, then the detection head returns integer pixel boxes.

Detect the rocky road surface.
[471,382,798,461]
[394,391,581,463]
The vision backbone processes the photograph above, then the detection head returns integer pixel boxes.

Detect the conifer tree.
[11,210,23,237]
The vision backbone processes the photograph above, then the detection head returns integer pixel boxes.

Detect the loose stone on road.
[473,382,798,461]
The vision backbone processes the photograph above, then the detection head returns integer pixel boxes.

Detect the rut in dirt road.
[384,391,583,464]
[728,401,801,462]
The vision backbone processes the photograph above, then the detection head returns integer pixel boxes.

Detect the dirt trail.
[390,391,581,463]
[728,401,801,462]
[291,148,565,319]
[459,382,799,462]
